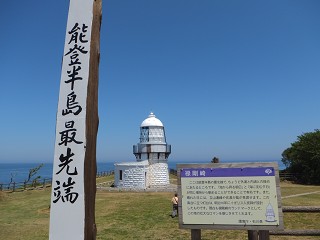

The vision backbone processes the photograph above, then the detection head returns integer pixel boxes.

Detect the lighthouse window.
[140,127,149,142]
[119,170,123,180]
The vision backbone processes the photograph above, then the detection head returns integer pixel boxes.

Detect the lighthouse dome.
[141,112,163,127]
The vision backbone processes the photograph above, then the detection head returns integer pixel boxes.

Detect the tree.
[281,130,320,184]
[25,163,44,183]
[8,172,17,188]
[211,157,220,163]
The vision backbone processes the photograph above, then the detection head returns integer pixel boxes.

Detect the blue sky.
[1,0,320,164]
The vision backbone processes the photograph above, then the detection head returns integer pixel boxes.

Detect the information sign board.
[178,162,284,231]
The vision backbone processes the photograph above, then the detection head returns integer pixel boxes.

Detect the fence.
[0,170,115,192]
[96,170,114,177]
[0,178,52,192]
[187,207,320,240]
[270,206,320,236]
[279,172,301,181]
[247,206,320,240]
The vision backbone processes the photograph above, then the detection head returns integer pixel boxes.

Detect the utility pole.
[84,0,102,239]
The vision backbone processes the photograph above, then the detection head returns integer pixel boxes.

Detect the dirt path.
[282,191,320,199]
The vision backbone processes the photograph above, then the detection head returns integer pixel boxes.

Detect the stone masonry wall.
[147,163,169,187]
[115,166,146,189]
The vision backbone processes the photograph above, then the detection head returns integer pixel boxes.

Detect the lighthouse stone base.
[147,162,169,187]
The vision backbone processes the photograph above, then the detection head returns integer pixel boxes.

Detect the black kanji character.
[58,121,83,146]
[56,147,78,175]
[63,177,79,203]
[65,65,82,90]
[62,91,82,116]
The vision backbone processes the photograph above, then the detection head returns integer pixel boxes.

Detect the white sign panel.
[49,0,94,239]
[178,163,284,231]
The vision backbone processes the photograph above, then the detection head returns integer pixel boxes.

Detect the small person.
[171,193,178,218]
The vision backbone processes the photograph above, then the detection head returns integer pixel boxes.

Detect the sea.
[0,160,285,184]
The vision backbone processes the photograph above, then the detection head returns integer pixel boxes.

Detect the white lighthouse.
[133,112,171,187]
[114,112,171,189]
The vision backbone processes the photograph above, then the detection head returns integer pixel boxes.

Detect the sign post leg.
[248,230,258,240]
[259,230,270,240]
[191,229,201,240]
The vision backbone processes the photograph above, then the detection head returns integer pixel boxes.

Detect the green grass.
[0,190,50,240]
[0,181,320,239]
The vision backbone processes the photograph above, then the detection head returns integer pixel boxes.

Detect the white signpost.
[178,162,284,234]
[49,0,99,239]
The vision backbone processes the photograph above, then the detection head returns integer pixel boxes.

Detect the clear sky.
[1,0,320,164]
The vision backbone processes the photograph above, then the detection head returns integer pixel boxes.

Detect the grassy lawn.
[0,180,319,240]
